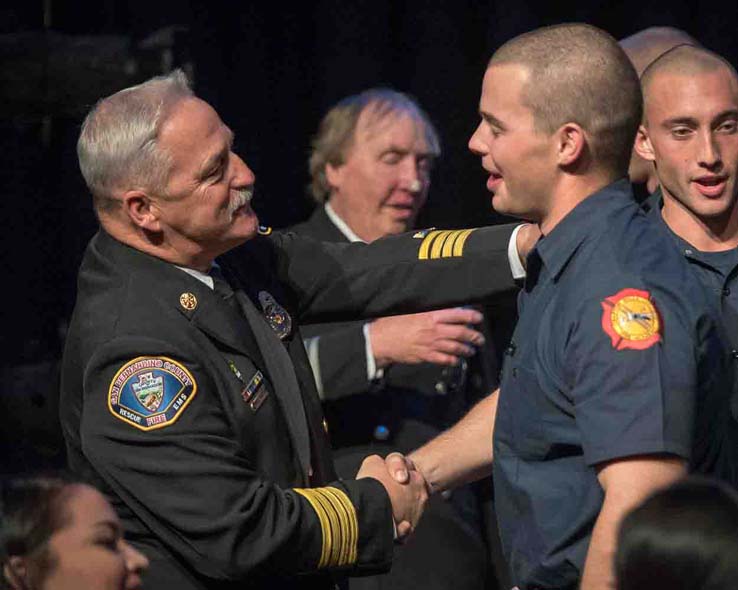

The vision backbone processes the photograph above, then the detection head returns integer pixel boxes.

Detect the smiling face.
[468,64,556,223]
[36,485,148,590]
[150,97,259,263]
[325,108,435,242]
[638,68,738,225]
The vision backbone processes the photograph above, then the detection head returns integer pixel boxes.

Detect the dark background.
[2,0,737,365]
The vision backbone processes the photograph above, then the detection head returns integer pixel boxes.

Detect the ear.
[4,556,30,590]
[555,123,586,167]
[325,163,344,192]
[121,189,163,232]
[634,124,656,162]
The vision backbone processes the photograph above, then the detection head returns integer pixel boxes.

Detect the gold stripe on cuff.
[294,487,359,568]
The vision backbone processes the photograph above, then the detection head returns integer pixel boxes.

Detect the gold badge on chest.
[258,291,292,339]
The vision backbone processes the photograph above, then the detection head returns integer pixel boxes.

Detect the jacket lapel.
[234,290,312,483]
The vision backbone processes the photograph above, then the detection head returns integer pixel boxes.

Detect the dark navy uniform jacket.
[493,179,722,589]
[61,225,517,590]
[644,188,738,485]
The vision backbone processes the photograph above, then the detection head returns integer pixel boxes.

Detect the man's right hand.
[356,454,429,538]
[368,308,485,369]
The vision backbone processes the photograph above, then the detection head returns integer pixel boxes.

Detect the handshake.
[356,452,430,540]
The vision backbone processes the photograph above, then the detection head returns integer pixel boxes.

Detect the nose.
[468,122,486,156]
[399,157,428,194]
[121,540,150,574]
[231,152,256,187]
[698,131,722,170]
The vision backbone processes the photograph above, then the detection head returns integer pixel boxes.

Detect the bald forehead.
[642,46,738,103]
[620,27,698,76]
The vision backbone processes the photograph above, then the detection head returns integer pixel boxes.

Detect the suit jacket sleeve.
[303,323,374,400]
[81,335,394,582]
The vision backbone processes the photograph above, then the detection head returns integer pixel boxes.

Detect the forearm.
[409,389,498,492]
[579,493,623,590]
[580,456,687,589]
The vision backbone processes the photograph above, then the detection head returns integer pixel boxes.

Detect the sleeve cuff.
[362,323,384,381]
[508,224,527,280]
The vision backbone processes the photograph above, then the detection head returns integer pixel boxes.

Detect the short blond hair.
[489,23,642,175]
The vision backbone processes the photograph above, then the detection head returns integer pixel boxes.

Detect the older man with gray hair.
[294,88,512,590]
[60,71,526,590]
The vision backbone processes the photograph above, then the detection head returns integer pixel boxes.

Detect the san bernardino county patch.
[108,356,197,431]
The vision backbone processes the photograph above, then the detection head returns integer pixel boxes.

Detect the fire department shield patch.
[601,288,662,351]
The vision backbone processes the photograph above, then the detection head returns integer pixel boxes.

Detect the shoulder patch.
[108,356,197,431]
[413,228,436,239]
[258,225,273,236]
[601,288,662,351]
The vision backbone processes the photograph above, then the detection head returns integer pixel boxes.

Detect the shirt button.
[724,287,731,296]
[373,425,390,441]
[435,381,448,395]
[685,249,693,256]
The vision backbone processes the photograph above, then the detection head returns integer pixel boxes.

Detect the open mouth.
[693,176,728,198]
[487,172,503,192]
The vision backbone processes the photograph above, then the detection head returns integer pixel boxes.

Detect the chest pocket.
[505,363,554,460]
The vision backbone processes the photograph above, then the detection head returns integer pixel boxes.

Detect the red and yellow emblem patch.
[601,288,662,351]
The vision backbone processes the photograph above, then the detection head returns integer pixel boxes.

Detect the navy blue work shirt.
[493,179,718,589]
[643,188,738,330]
[643,188,738,484]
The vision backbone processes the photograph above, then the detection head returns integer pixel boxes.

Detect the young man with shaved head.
[619,27,700,194]
[384,24,721,590]
[635,44,738,482]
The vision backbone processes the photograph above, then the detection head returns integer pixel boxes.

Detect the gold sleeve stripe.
[310,489,342,567]
[442,230,461,257]
[294,488,331,567]
[429,230,454,260]
[418,230,443,260]
[322,486,359,564]
[452,229,475,257]
[294,487,358,568]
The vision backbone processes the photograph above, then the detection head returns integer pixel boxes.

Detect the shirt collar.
[175,264,215,289]
[324,202,366,243]
[644,186,738,269]
[535,178,634,281]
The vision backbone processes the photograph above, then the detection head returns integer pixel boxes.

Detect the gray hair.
[77,69,193,213]
[309,88,441,203]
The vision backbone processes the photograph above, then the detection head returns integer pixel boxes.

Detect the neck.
[661,189,738,252]
[538,171,618,235]
[101,218,215,272]
[328,198,380,242]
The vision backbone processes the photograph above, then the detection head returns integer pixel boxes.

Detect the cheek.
[51,551,127,589]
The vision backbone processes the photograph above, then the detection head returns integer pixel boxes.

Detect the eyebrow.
[662,110,738,129]
[480,110,506,130]
[381,145,434,157]
[713,109,738,124]
[199,128,235,176]
[662,116,697,127]
[93,520,122,535]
